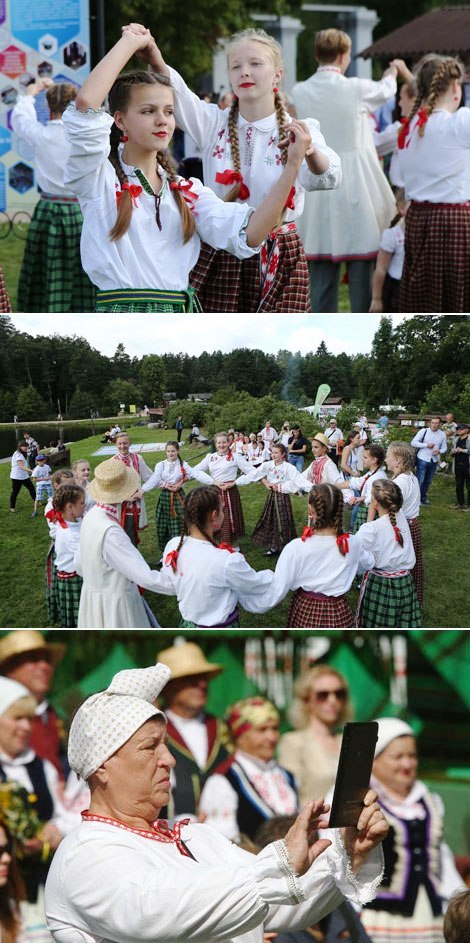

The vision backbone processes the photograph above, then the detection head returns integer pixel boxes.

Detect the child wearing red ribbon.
[62,25,312,312]
[141,26,341,312]
[237,443,307,557]
[193,432,253,550]
[397,54,470,312]
[112,432,153,546]
[44,467,75,624]
[49,483,85,627]
[355,479,420,628]
[243,484,372,627]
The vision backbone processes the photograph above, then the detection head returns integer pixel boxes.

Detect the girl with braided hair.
[386,442,423,606]
[11,79,95,312]
[62,25,312,312]
[192,432,253,550]
[143,26,341,312]
[44,467,75,624]
[355,479,420,628]
[159,485,273,627]
[237,442,306,557]
[397,54,470,312]
[245,484,373,627]
[50,483,85,627]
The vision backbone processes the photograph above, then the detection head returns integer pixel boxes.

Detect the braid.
[308,483,348,554]
[389,508,404,546]
[157,152,196,244]
[53,483,85,511]
[371,479,404,546]
[274,91,289,166]
[412,54,464,138]
[224,97,242,202]
[108,122,132,241]
[46,82,77,116]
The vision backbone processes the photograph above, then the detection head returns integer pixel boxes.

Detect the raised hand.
[283,798,331,876]
[340,789,389,873]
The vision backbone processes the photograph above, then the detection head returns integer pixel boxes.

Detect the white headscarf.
[374,717,414,756]
[0,677,31,716]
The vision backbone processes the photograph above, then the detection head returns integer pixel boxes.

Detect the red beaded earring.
[273,86,279,94]
[121,134,128,142]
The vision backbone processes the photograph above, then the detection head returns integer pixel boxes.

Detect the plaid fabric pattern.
[0,267,11,313]
[287,589,354,628]
[399,201,470,313]
[252,491,297,550]
[35,481,53,502]
[214,485,245,542]
[156,488,185,551]
[408,517,424,607]
[357,573,421,628]
[56,573,83,628]
[96,288,202,312]
[190,230,311,313]
[45,544,59,624]
[351,504,368,533]
[17,200,96,313]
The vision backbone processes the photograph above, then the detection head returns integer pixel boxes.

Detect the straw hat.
[0,630,66,671]
[88,458,140,505]
[157,642,223,681]
[311,432,330,449]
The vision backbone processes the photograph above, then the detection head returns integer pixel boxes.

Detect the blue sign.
[12,0,81,53]
[0,163,6,211]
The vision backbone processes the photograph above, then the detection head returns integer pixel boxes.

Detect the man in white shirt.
[325,418,343,465]
[411,417,447,505]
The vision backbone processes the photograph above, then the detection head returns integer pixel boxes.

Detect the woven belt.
[370,568,409,578]
[56,570,79,579]
[96,288,199,311]
[199,606,239,628]
[40,192,79,204]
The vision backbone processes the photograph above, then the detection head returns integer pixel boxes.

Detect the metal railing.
[0,211,31,239]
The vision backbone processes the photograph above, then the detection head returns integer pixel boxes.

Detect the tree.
[15,385,50,421]
[68,387,99,419]
[139,355,167,407]
[101,380,144,415]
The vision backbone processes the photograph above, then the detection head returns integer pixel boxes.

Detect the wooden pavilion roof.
[359,6,470,60]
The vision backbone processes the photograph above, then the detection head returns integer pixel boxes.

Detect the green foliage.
[0,390,18,423]
[165,400,208,428]
[334,399,373,437]
[15,385,50,421]
[139,355,167,407]
[101,379,144,414]
[67,387,99,420]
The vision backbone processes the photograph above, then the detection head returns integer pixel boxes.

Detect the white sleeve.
[139,457,154,483]
[453,106,470,146]
[169,67,223,148]
[354,521,378,553]
[296,117,342,192]
[141,464,164,494]
[184,461,213,485]
[374,121,400,157]
[222,552,273,598]
[187,177,259,258]
[192,454,211,474]
[380,227,397,254]
[235,453,254,474]
[101,526,176,595]
[355,75,397,109]
[239,542,297,614]
[237,463,268,486]
[11,95,44,149]
[199,775,240,842]
[440,842,466,905]
[62,103,115,203]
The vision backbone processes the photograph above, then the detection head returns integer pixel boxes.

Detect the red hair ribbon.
[165,549,179,572]
[226,448,233,461]
[301,526,314,542]
[336,532,350,555]
[45,508,68,529]
[218,542,235,553]
[397,108,428,149]
[284,186,296,211]
[169,179,199,205]
[116,183,142,207]
[393,525,402,544]
[215,170,250,201]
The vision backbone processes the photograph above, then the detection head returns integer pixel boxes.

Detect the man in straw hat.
[157,641,230,819]
[45,664,389,943]
[300,433,344,489]
[0,630,66,777]
[74,458,173,628]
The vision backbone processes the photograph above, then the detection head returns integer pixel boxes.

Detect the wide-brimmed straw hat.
[311,433,330,449]
[0,630,66,671]
[157,642,223,681]
[88,458,140,505]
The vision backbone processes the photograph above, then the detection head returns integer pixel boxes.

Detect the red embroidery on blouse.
[81,811,193,857]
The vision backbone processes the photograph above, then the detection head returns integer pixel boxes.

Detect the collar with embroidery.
[81,811,193,857]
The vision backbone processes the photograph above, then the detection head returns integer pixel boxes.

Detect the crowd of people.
[1,22,468,313]
[0,631,466,943]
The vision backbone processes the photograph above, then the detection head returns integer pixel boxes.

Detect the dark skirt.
[382,272,401,313]
[56,572,83,628]
[357,572,421,628]
[45,543,59,624]
[287,589,355,628]
[252,491,297,550]
[214,485,245,542]
[399,200,470,313]
[408,516,424,607]
[156,488,185,552]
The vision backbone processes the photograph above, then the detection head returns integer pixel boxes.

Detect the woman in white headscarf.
[45,665,389,943]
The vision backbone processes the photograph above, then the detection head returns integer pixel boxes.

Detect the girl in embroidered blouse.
[62,25,312,313]
[237,442,306,557]
[134,24,341,312]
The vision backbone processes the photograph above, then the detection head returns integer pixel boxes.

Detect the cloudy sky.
[12,314,410,358]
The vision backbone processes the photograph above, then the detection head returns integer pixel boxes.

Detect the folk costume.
[349,467,388,533]
[141,458,212,552]
[355,511,420,628]
[10,95,95,313]
[63,105,265,312]
[193,451,252,543]
[393,472,423,606]
[53,517,83,628]
[112,450,153,546]
[300,455,344,489]
[237,460,306,552]
[169,67,341,312]
[164,710,230,819]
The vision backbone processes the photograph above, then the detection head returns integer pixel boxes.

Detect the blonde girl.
[144,27,341,311]
[193,431,252,548]
[386,441,423,606]
[72,459,94,512]
[140,440,212,553]
[237,442,305,556]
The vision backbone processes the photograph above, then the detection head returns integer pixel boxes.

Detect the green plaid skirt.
[56,573,83,628]
[18,199,96,313]
[156,489,185,552]
[45,544,59,624]
[96,287,202,312]
[351,503,368,533]
[357,572,421,628]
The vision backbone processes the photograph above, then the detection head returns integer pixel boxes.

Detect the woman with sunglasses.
[278,665,351,806]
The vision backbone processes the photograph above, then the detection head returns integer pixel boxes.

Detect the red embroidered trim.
[81,811,192,857]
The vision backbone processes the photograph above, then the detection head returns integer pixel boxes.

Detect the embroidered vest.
[163,715,230,817]
[222,758,298,841]
[0,757,54,902]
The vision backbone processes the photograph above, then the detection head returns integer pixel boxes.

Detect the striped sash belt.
[96,288,200,311]
[40,192,79,204]
[56,570,79,579]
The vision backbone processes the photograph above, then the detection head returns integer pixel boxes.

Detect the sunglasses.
[313,688,348,703]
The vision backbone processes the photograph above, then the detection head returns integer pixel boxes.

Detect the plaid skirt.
[351,503,368,534]
[287,589,354,628]
[408,516,424,607]
[214,485,245,542]
[56,572,83,628]
[0,267,11,313]
[156,488,185,551]
[96,287,202,312]
[45,544,59,624]
[190,230,311,313]
[252,491,297,550]
[18,199,96,313]
[357,572,421,628]
[399,200,470,313]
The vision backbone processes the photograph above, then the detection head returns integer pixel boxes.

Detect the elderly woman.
[360,718,465,943]
[45,665,389,943]
[279,665,351,807]
[199,697,300,842]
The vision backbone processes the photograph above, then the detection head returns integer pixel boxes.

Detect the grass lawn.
[0,422,468,628]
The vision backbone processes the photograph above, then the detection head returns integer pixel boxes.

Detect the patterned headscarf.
[226,696,279,740]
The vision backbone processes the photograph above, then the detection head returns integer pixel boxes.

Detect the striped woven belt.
[56,570,79,579]
[96,288,197,311]
[40,192,79,204]
[370,568,409,578]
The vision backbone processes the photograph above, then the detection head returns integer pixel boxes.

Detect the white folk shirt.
[199,749,299,842]
[45,817,384,943]
[393,473,421,520]
[11,95,73,196]
[62,105,260,292]
[158,536,273,625]
[246,534,373,614]
[349,467,388,506]
[0,748,78,837]
[169,68,342,219]
[193,451,252,482]
[166,709,209,770]
[301,457,344,489]
[45,497,56,538]
[355,510,416,572]
[10,450,30,480]
[142,458,212,493]
[398,108,470,203]
[259,426,279,444]
[411,427,447,464]
[237,460,306,494]
[54,520,82,573]
[380,220,405,281]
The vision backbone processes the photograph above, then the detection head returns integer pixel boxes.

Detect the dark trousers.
[416,458,438,503]
[176,429,182,443]
[10,477,36,508]
[28,451,38,469]
[309,259,375,313]
[455,462,470,506]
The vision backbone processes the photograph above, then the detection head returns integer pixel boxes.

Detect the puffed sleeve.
[169,67,224,148]
[62,103,115,203]
[11,95,44,149]
[141,463,164,494]
[295,117,342,192]
[185,461,213,485]
[188,177,260,259]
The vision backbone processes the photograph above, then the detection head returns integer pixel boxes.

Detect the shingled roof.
[359,6,470,60]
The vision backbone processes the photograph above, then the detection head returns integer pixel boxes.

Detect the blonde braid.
[274,91,289,165]
[224,97,242,202]
[157,151,196,244]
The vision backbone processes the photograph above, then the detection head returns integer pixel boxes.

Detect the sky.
[11,314,410,358]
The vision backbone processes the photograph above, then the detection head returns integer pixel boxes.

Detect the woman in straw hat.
[74,458,172,628]
[300,434,344,489]
[45,665,389,943]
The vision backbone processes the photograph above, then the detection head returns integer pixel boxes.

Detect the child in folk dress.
[369,189,409,314]
[355,479,420,628]
[72,459,95,512]
[62,25,312,312]
[44,467,74,623]
[51,484,85,627]
[300,433,344,488]
[385,441,424,606]
[112,432,153,545]
[159,486,273,627]
[338,443,387,532]
[237,442,306,556]
[192,431,252,549]
[31,455,53,517]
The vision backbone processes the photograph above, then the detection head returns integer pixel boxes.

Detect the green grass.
[0,232,26,313]
[1,422,468,627]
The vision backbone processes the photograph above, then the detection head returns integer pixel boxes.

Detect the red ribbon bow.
[284,185,296,210]
[226,448,233,461]
[301,526,314,542]
[215,170,250,201]
[169,179,199,205]
[116,183,142,207]
[45,509,68,529]
[397,108,428,149]
[393,525,402,544]
[218,542,235,553]
[165,549,179,572]
[336,532,350,555]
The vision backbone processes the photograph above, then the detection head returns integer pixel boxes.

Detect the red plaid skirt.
[408,516,424,607]
[190,230,311,313]
[287,589,354,628]
[252,491,297,550]
[214,485,245,542]
[400,201,470,312]
[0,268,11,313]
